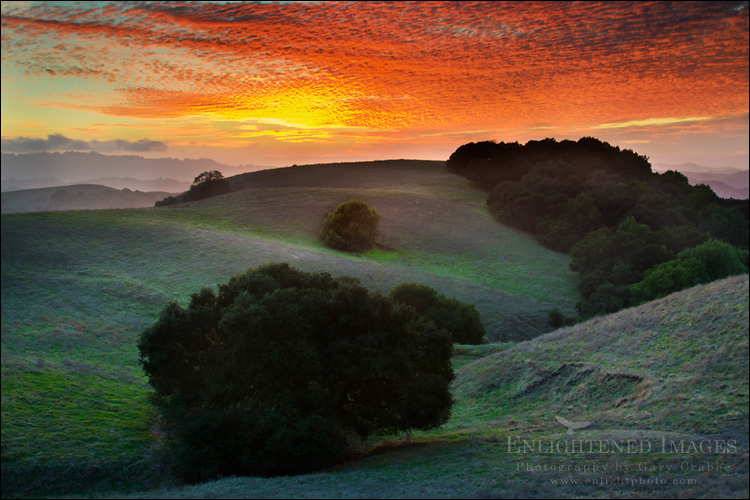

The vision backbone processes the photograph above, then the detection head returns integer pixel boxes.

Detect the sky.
[1,0,748,170]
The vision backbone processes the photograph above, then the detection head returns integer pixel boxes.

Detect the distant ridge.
[652,162,749,199]
[0,151,270,187]
[651,162,746,175]
[0,177,66,192]
[1,176,190,193]
[0,184,176,213]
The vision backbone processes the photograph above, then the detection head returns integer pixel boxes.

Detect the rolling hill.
[1,176,191,194]
[2,159,746,498]
[0,184,177,213]
[1,159,578,497]
[158,160,580,339]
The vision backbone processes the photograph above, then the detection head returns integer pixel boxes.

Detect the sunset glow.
[2,1,748,168]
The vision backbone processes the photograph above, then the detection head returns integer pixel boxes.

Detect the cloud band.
[1,134,168,153]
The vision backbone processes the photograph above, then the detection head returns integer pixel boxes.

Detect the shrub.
[678,239,748,278]
[320,199,380,252]
[631,239,749,304]
[548,308,566,329]
[138,263,453,482]
[389,283,485,344]
[154,195,179,207]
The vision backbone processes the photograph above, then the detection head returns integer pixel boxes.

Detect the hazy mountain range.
[652,162,749,199]
[1,152,747,200]
[1,176,191,193]
[1,152,268,192]
[0,184,177,214]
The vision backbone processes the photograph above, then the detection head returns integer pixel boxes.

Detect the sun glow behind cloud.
[1,1,748,166]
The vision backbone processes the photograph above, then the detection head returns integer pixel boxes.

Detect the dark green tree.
[679,239,748,276]
[389,283,485,345]
[446,140,530,188]
[548,308,566,329]
[630,240,748,304]
[570,217,673,317]
[656,225,710,254]
[629,258,709,304]
[320,199,381,252]
[535,193,605,252]
[138,263,453,482]
[697,203,750,249]
[187,170,229,201]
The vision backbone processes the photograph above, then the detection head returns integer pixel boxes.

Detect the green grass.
[110,439,746,499]
[105,276,748,499]
[1,160,578,497]
[8,160,742,498]
[2,365,152,463]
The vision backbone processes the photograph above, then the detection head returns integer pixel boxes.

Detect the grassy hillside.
[1,160,578,497]
[108,276,749,499]
[452,275,748,436]
[148,160,578,338]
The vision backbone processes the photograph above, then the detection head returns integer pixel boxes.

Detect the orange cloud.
[1,1,747,166]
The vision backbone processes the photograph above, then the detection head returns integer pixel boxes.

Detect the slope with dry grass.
[451,275,749,437]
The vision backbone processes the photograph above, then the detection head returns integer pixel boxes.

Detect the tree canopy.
[138,263,453,482]
[630,239,749,304]
[389,283,485,344]
[155,170,230,206]
[187,170,230,201]
[320,199,381,252]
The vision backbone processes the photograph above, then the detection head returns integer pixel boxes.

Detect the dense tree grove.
[448,137,749,318]
[320,199,381,252]
[138,263,454,482]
